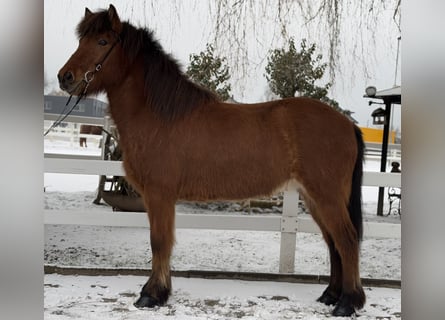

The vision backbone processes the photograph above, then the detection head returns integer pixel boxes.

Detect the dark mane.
[77,10,219,120]
[77,10,110,37]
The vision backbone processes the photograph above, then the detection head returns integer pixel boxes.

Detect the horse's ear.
[108,4,122,33]
[85,7,93,17]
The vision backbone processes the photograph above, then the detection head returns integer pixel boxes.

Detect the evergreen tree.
[265,38,342,109]
[186,44,232,101]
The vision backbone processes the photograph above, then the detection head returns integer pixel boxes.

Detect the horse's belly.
[177,157,291,201]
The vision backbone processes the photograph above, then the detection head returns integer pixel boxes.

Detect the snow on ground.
[45,224,400,280]
[44,138,401,319]
[44,274,401,320]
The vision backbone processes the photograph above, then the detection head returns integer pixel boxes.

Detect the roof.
[364,85,401,104]
[44,95,109,118]
[375,86,401,97]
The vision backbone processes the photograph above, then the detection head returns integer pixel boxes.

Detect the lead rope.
[43,78,91,137]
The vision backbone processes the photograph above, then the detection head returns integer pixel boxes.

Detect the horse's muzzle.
[58,71,75,92]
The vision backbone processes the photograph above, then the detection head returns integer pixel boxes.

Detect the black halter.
[44,34,121,137]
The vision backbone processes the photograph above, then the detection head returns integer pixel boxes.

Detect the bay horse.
[79,124,102,147]
[58,5,365,316]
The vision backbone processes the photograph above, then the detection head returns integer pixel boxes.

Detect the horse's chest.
[121,141,174,180]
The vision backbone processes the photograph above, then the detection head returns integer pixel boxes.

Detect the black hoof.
[317,289,339,306]
[332,298,356,317]
[134,295,160,309]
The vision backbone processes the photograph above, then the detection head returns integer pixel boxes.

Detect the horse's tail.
[349,125,365,241]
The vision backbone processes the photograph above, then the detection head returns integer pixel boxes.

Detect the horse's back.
[227,97,358,166]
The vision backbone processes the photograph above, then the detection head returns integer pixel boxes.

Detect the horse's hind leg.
[316,201,365,316]
[303,197,342,306]
[317,235,343,306]
[134,193,175,308]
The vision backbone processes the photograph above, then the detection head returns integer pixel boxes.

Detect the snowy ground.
[44,138,401,319]
[44,274,401,320]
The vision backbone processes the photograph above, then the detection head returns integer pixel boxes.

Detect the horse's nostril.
[58,71,75,90]
[64,71,74,83]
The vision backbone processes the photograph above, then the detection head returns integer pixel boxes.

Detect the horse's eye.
[98,39,108,46]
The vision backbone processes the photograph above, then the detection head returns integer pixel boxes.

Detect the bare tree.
[61,0,402,90]
[44,68,49,90]
[207,0,401,84]
[47,89,69,96]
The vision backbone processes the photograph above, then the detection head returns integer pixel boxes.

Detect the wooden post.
[279,182,299,273]
[93,116,112,205]
[101,116,111,160]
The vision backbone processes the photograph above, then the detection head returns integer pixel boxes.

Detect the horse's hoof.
[332,301,355,317]
[133,295,160,309]
[317,290,339,306]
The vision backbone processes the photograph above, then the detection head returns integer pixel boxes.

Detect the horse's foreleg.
[134,193,175,309]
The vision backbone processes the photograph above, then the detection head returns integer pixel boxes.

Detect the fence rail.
[44,157,401,188]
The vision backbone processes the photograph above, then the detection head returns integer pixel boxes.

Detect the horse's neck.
[106,72,158,139]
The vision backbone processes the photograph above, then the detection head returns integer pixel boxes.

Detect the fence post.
[101,116,112,160]
[72,123,79,147]
[279,182,299,273]
[68,123,74,147]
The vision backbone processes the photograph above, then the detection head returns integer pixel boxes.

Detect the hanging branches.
[207,0,401,85]
[121,0,401,89]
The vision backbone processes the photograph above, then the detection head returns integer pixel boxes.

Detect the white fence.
[44,115,401,274]
[44,114,106,148]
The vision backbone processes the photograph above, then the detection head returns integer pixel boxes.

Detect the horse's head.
[58,4,124,96]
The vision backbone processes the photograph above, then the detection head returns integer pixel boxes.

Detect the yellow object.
[360,127,395,143]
